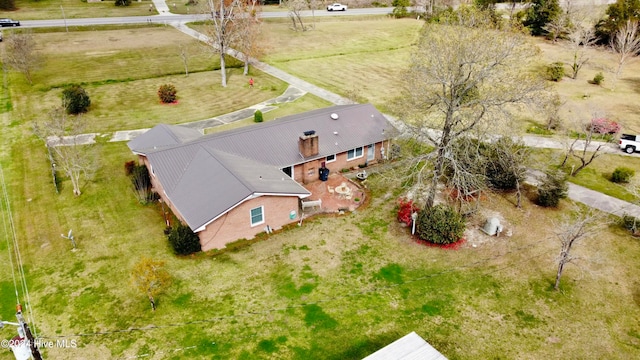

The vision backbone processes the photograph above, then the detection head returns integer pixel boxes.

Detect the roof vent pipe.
[330,113,339,120]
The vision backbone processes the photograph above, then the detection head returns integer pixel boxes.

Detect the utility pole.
[16,304,43,360]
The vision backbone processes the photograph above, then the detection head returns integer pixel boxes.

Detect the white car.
[327,3,347,11]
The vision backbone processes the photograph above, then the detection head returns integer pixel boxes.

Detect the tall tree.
[0,0,16,11]
[595,0,640,44]
[131,257,171,311]
[33,107,97,196]
[233,0,263,75]
[567,22,596,79]
[283,0,309,31]
[523,0,562,36]
[394,12,547,209]
[610,19,640,90]
[203,0,242,87]
[2,31,41,85]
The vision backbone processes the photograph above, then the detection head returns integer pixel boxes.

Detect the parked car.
[619,134,640,154]
[0,18,20,27]
[327,3,347,11]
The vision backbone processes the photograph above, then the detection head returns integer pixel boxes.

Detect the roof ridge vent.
[330,113,339,120]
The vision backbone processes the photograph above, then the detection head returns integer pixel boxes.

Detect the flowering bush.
[587,118,620,135]
[397,198,419,226]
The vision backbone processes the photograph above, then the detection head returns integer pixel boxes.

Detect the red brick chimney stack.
[299,131,319,158]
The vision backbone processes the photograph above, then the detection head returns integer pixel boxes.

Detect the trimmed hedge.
[167,223,202,255]
[415,204,466,245]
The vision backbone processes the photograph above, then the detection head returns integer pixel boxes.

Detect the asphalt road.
[17,8,394,29]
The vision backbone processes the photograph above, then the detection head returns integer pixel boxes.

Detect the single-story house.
[128,103,396,251]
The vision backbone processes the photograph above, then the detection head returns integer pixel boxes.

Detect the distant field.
[7,27,288,133]
[260,16,640,133]
[261,17,423,112]
[9,0,154,20]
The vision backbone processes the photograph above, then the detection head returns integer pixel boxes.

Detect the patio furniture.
[335,183,352,198]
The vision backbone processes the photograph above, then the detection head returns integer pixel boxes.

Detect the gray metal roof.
[362,332,448,360]
[127,124,202,154]
[129,104,395,232]
[143,104,395,167]
[148,146,310,231]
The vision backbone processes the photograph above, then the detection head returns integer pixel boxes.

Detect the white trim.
[282,165,293,178]
[194,192,311,232]
[250,206,265,227]
[347,147,364,161]
[325,154,336,163]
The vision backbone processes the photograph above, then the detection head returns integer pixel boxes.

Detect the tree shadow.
[622,77,640,95]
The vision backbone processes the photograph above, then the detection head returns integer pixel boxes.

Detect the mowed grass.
[260,16,640,133]
[7,27,289,133]
[9,0,158,20]
[530,148,640,202]
[533,39,640,133]
[260,17,423,111]
[2,138,640,359]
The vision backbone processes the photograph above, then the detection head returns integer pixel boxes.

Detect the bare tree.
[283,0,309,31]
[624,177,640,235]
[444,139,488,214]
[560,112,606,176]
[33,107,97,196]
[567,19,597,79]
[131,257,171,311]
[553,210,602,291]
[610,19,640,90]
[233,0,263,75]
[2,31,41,85]
[542,92,565,130]
[203,0,242,87]
[393,13,547,209]
[179,44,190,77]
[543,9,570,42]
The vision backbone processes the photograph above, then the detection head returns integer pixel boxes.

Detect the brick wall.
[298,140,388,177]
[197,195,300,251]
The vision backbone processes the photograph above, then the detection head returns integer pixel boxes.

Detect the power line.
[0,164,38,336]
[0,164,20,306]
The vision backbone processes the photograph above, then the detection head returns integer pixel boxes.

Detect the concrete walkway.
[49,7,640,220]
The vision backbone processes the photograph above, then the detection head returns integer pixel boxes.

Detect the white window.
[250,206,264,226]
[347,147,363,161]
[367,144,375,161]
[326,154,336,163]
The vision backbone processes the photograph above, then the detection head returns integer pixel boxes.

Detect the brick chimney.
[299,131,319,158]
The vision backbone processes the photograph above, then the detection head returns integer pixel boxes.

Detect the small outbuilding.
[481,217,503,236]
[362,332,447,360]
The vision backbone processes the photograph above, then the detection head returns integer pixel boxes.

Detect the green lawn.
[1,13,640,360]
[260,17,423,112]
[7,27,288,133]
[9,0,160,20]
[2,141,639,359]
